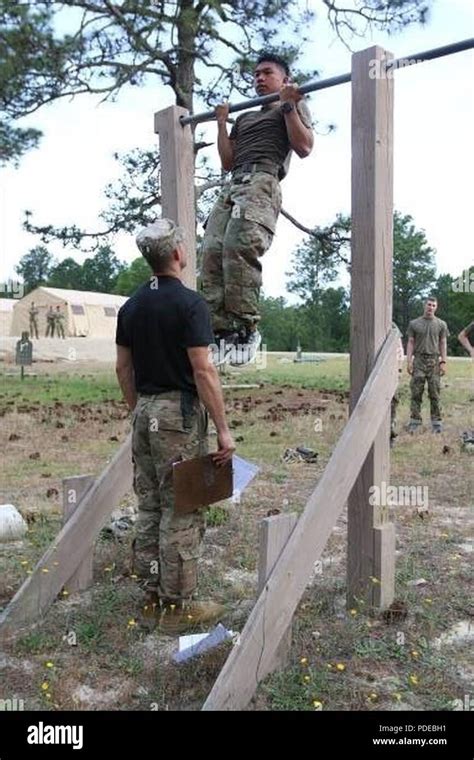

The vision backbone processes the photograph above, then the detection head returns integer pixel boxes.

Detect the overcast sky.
[1,0,473,301]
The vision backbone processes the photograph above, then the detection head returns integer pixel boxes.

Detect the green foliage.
[47,257,83,290]
[206,505,229,527]
[114,257,152,296]
[433,267,474,355]
[15,245,54,293]
[392,212,437,336]
[15,244,126,294]
[80,245,126,292]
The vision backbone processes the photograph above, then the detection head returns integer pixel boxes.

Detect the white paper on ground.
[174,624,235,663]
[178,633,208,652]
[232,455,259,498]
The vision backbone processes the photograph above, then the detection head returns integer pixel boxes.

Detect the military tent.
[0,298,15,337]
[10,287,128,338]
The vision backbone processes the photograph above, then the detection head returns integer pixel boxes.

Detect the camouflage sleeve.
[297,98,313,130]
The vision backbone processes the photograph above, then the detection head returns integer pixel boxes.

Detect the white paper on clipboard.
[232,454,259,499]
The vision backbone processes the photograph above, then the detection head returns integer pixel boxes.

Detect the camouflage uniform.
[132,390,208,601]
[45,307,55,337]
[29,304,39,339]
[55,309,65,338]
[201,167,281,333]
[410,355,442,422]
[390,323,404,438]
[407,316,449,423]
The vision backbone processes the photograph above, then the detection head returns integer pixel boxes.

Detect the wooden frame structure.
[0,43,412,708]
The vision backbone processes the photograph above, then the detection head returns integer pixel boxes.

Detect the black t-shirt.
[115,276,214,395]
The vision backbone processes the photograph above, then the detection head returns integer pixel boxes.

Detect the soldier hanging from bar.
[201,52,314,367]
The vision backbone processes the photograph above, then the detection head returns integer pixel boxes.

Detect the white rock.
[0,505,28,542]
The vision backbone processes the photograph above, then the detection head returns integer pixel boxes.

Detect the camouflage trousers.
[390,390,399,435]
[29,319,39,339]
[201,170,282,332]
[410,355,442,422]
[131,391,208,601]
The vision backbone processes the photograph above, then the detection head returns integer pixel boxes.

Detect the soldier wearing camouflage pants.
[406,297,449,433]
[116,219,235,634]
[201,52,313,366]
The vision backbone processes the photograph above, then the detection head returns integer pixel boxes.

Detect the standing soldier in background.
[406,296,449,433]
[458,321,474,357]
[45,305,55,337]
[55,304,66,339]
[29,301,39,340]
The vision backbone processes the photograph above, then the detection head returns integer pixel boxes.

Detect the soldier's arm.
[406,336,415,373]
[280,85,314,158]
[458,326,474,356]
[115,345,137,411]
[439,336,448,372]
[187,346,235,464]
[216,104,234,172]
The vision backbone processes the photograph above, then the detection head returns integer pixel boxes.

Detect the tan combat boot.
[158,600,227,636]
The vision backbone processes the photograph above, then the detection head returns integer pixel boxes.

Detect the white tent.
[10,287,128,338]
[0,299,15,337]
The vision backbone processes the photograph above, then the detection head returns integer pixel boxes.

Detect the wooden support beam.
[62,475,94,593]
[154,105,196,289]
[202,330,398,710]
[258,513,298,673]
[0,436,133,638]
[348,45,395,611]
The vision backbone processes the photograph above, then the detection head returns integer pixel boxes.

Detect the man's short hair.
[426,295,438,303]
[256,52,290,77]
[136,219,185,272]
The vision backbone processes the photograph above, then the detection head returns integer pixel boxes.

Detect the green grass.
[0,372,120,407]
[221,355,349,390]
[1,355,472,712]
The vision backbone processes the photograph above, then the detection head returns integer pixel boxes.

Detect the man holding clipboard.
[115,219,235,634]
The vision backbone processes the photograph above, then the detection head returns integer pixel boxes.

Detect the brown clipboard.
[172,454,233,514]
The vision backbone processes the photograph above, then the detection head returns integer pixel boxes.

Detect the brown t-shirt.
[229,99,312,179]
[407,316,449,355]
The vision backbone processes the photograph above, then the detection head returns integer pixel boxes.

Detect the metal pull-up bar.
[180,37,474,127]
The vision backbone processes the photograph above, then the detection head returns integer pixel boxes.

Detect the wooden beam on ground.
[155,105,196,289]
[258,513,298,673]
[0,436,133,639]
[62,475,95,593]
[202,331,398,710]
[348,45,395,611]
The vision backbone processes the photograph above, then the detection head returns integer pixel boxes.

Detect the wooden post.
[62,475,94,593]
[258,513,297,673]
[154,105,196,288]
[0,435,133,637]
[348,46,395,611]
[202,332,398,710]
